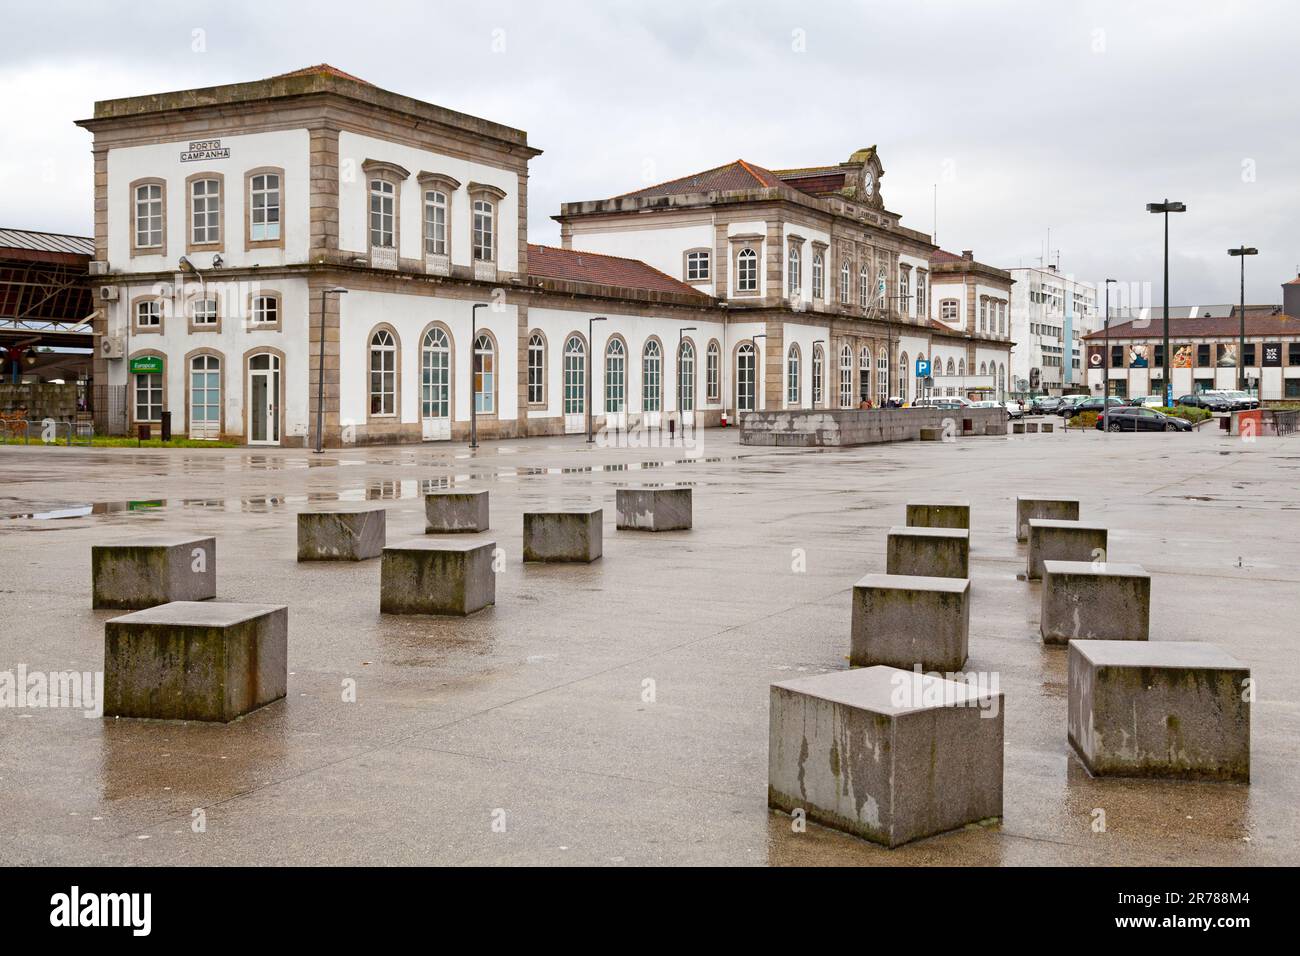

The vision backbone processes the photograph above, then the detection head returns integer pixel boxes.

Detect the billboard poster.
[1129,344,1150,368]
[1087,346,1105,369]
[1173,344,1193,368]
[1216,343,1238,367]
[1263,342,1282,367]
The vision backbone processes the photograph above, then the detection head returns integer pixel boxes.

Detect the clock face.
[863,171,875,197]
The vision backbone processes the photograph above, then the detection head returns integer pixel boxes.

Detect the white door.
[678,342,696,428]
[248,353,280,445]
[421,327,451,441]
[642,341,662,429]
[189,354,220,440]
[604,340,627,431]
[563,335,586,434]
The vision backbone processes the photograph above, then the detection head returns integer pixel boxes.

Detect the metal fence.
[0,419,93,446]
[1272,409,1300,437]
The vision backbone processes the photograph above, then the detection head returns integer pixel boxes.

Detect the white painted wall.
[566,221,714,290]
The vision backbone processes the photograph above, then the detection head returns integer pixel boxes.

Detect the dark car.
[1030,396,1064,415]
[1096,407,1193,432]
[1177,393,1233,412]
[1072,396,1128,416]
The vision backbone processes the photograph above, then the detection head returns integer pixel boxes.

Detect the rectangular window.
[473,199,494,261]
[940,299,958,322]
[1111,345,1124,367]
[686,251,710,282]
[249,173,281,242]
[707,346,720,401]
[1154,345,1165,367]
[251,295,278,325]
[1244,343,1256,366]
[424,190,447,256]
[191,298,218,326]
[916,273,926,314]
[1289,342,1300,366]
[190,178,221,244]
[370,180,395,248]
[527,336,544,405]
[134,372,163,422]
[136,300,161,328]
[1197,344,1211,367]
[134,183,163,249]
[1287,378,1300,398]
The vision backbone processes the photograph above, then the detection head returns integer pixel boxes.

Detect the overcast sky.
[3,0,1295,305]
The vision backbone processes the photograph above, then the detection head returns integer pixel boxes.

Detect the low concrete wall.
[739,407,1005,447]
[0,383,79,419]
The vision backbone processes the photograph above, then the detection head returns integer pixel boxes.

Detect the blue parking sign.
[915,358,931,377]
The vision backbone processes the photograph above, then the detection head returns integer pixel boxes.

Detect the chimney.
[1284,276,1300,318]
[961,250,973,261]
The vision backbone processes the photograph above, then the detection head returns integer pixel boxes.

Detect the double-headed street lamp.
[314,287,348,454]
[1228,246,1258,392]
[586,316,606,443]
[1103,278,1117,397]
[1147,199,1186,406]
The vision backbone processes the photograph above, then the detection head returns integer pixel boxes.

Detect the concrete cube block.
[906,501,970,530]
[91,536,216,610]
[918,426,944,441]
[769,666,1003,847]
[1042,422,1055,433]
[1068,640,1250,782]
[104,601,287,722]
[297,507,385,561]
[851,574,970,671]
[1041,561,1150,644]
[984,423,1006,436]
[1026,519,1107,580]
[380,539,496,616]
[1012,422,1026,434]
[886,526,970,579]
[1027,421,1041,433]
[425,490,489,534]
[616,487,692,532]
[1016,496,1080,541]
[523,509,603,563]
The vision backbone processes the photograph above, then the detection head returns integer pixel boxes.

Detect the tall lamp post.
[1103,278,1117,398]
[1228,246,1258,392]
[677,326,696,436]
[1147,199,1186,406]
[314,286,348,454]
[469,302,489,450]
[586,316,606,443]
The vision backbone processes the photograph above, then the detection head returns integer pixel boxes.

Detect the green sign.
[129,356,164,374]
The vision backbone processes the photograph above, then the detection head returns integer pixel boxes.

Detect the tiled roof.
[0,228,94,257]
[930,249,967,263]
[528,245,710,298]
[774,167,847,197]
[1085,309,1300,339]
[271,63,372,86]
[611,159,786,201]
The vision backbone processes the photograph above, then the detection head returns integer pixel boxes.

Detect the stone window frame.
[877,347,888,405]
[526,328,548,407]
[838,343,854,408]
[916,269,928,315]
[859,263,870,310]
[247,289,282,333]
[244,166,286,251]
[733,339,758,413]
[362,159,410,259]
[978,296,989,332]
[417,171,461,259]
[839,258,852,306]
[128,347,167,425]
[786,342,801,408]
[562,331,589,416]
[730,235,763,297]
[130,294,167,335]
[419,321,456,421]
[184,346,227,439]
[811,242,828,302]
[468,182,507,264]
[706,339,721,402]
[676,336,697,412]
[185,170,225,254]
[859,345,872,401]
[940,298,959,324]
[898,263,912,315]
[366,323,401,422]
[786,237,802,302]
[812,343,824,407]
[186,287,222,334]
[473,327,500,418]
[683,248,711,283]
[641,336,664,413]
[603,333,629,414]
[129,177,167,257]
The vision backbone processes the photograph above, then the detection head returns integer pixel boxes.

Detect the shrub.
[1162,406,1211,424]
[1069,410,1101,429]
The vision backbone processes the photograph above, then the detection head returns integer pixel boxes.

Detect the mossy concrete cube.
[1026,519,1108,580]
[768,666,1003,847]
[906,501,970,530]
[1041,561,1150,644]
[851,574,970,671]
[1015,496,1080,541]
[523,509,603,563]
[380,539,496,616]
[91,536,216,610]
[616,487,692,531]
[1068,640,1250,782]
[918,426,944,441]
[425,490,489,534]
[1026,421,1040,433]
[1012,422,1026,434]
[886,526,970,578]
[984,422,1006,436]
[103,601,287,722]
[297,507,386,561]
[1041,422,1055,433]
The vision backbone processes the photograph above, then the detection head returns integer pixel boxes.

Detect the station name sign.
[181,139,230,162]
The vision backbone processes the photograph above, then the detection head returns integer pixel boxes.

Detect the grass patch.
[88,435,242,448]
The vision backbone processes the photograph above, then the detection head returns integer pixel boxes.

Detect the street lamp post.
[469,302,488,450]
[1147,199,1186,406]
[586,316,606,443]
[314,287,348,454]
[1103,278,1117,398]
[1228,246,1258,392]
[677,326,696,437]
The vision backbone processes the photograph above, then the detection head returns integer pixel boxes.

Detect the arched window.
[998,363,1006,402]
[706,341,720,401]
[980,361,988,376]
[899,351,909,404]
[605,338,626,412]
[563,335,585,415]
[916,352,927,399]
[878,266,888,308]
[812,344,824,407]
[877,348,888,406]
[736,342,757,412]
[958,358,966,378]
[189,354,220,439]
[812,253,824,300]
[369,329,396,415]
[839,344,853,408]
[859,264,869,309]
[840,260,851,305]
[642,340,662,412]
[421,327,450,420]
[787,245,800,298]
[787,344,800,406]
[859,346,872,401]
[737,248,758,292]
[474,333,495,413]
[899,268,910,312]
[946,358,956,376]
[678,340,695,411]
[527,332,545,406]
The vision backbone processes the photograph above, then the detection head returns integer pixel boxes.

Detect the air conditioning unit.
[100,335,125,359]
[88,260,109,276]
[98,286,119,302]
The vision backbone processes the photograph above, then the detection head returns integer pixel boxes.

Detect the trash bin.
[160,411,172,442]
[137,424,151,442]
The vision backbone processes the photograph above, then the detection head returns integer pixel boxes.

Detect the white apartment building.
[1008,265,1099,397]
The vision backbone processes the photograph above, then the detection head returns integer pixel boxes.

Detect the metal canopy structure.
[0,228,95,367]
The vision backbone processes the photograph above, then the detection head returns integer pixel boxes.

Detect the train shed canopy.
[0,228,95,354]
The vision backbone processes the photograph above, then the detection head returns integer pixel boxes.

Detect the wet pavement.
[1,424,1297,865]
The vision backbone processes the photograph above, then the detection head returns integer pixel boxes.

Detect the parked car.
[1177,393,1233,412]
[1072,396,1129,416]
[1029,396,1064,415]
[969,399,1011,420]
[1056,395,1091,417]
[913,396,973,409]
[1128,395,1165,409]
[1096,407,1193,432]
[1003,400,1024,420]
[1205,389,1259,410]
